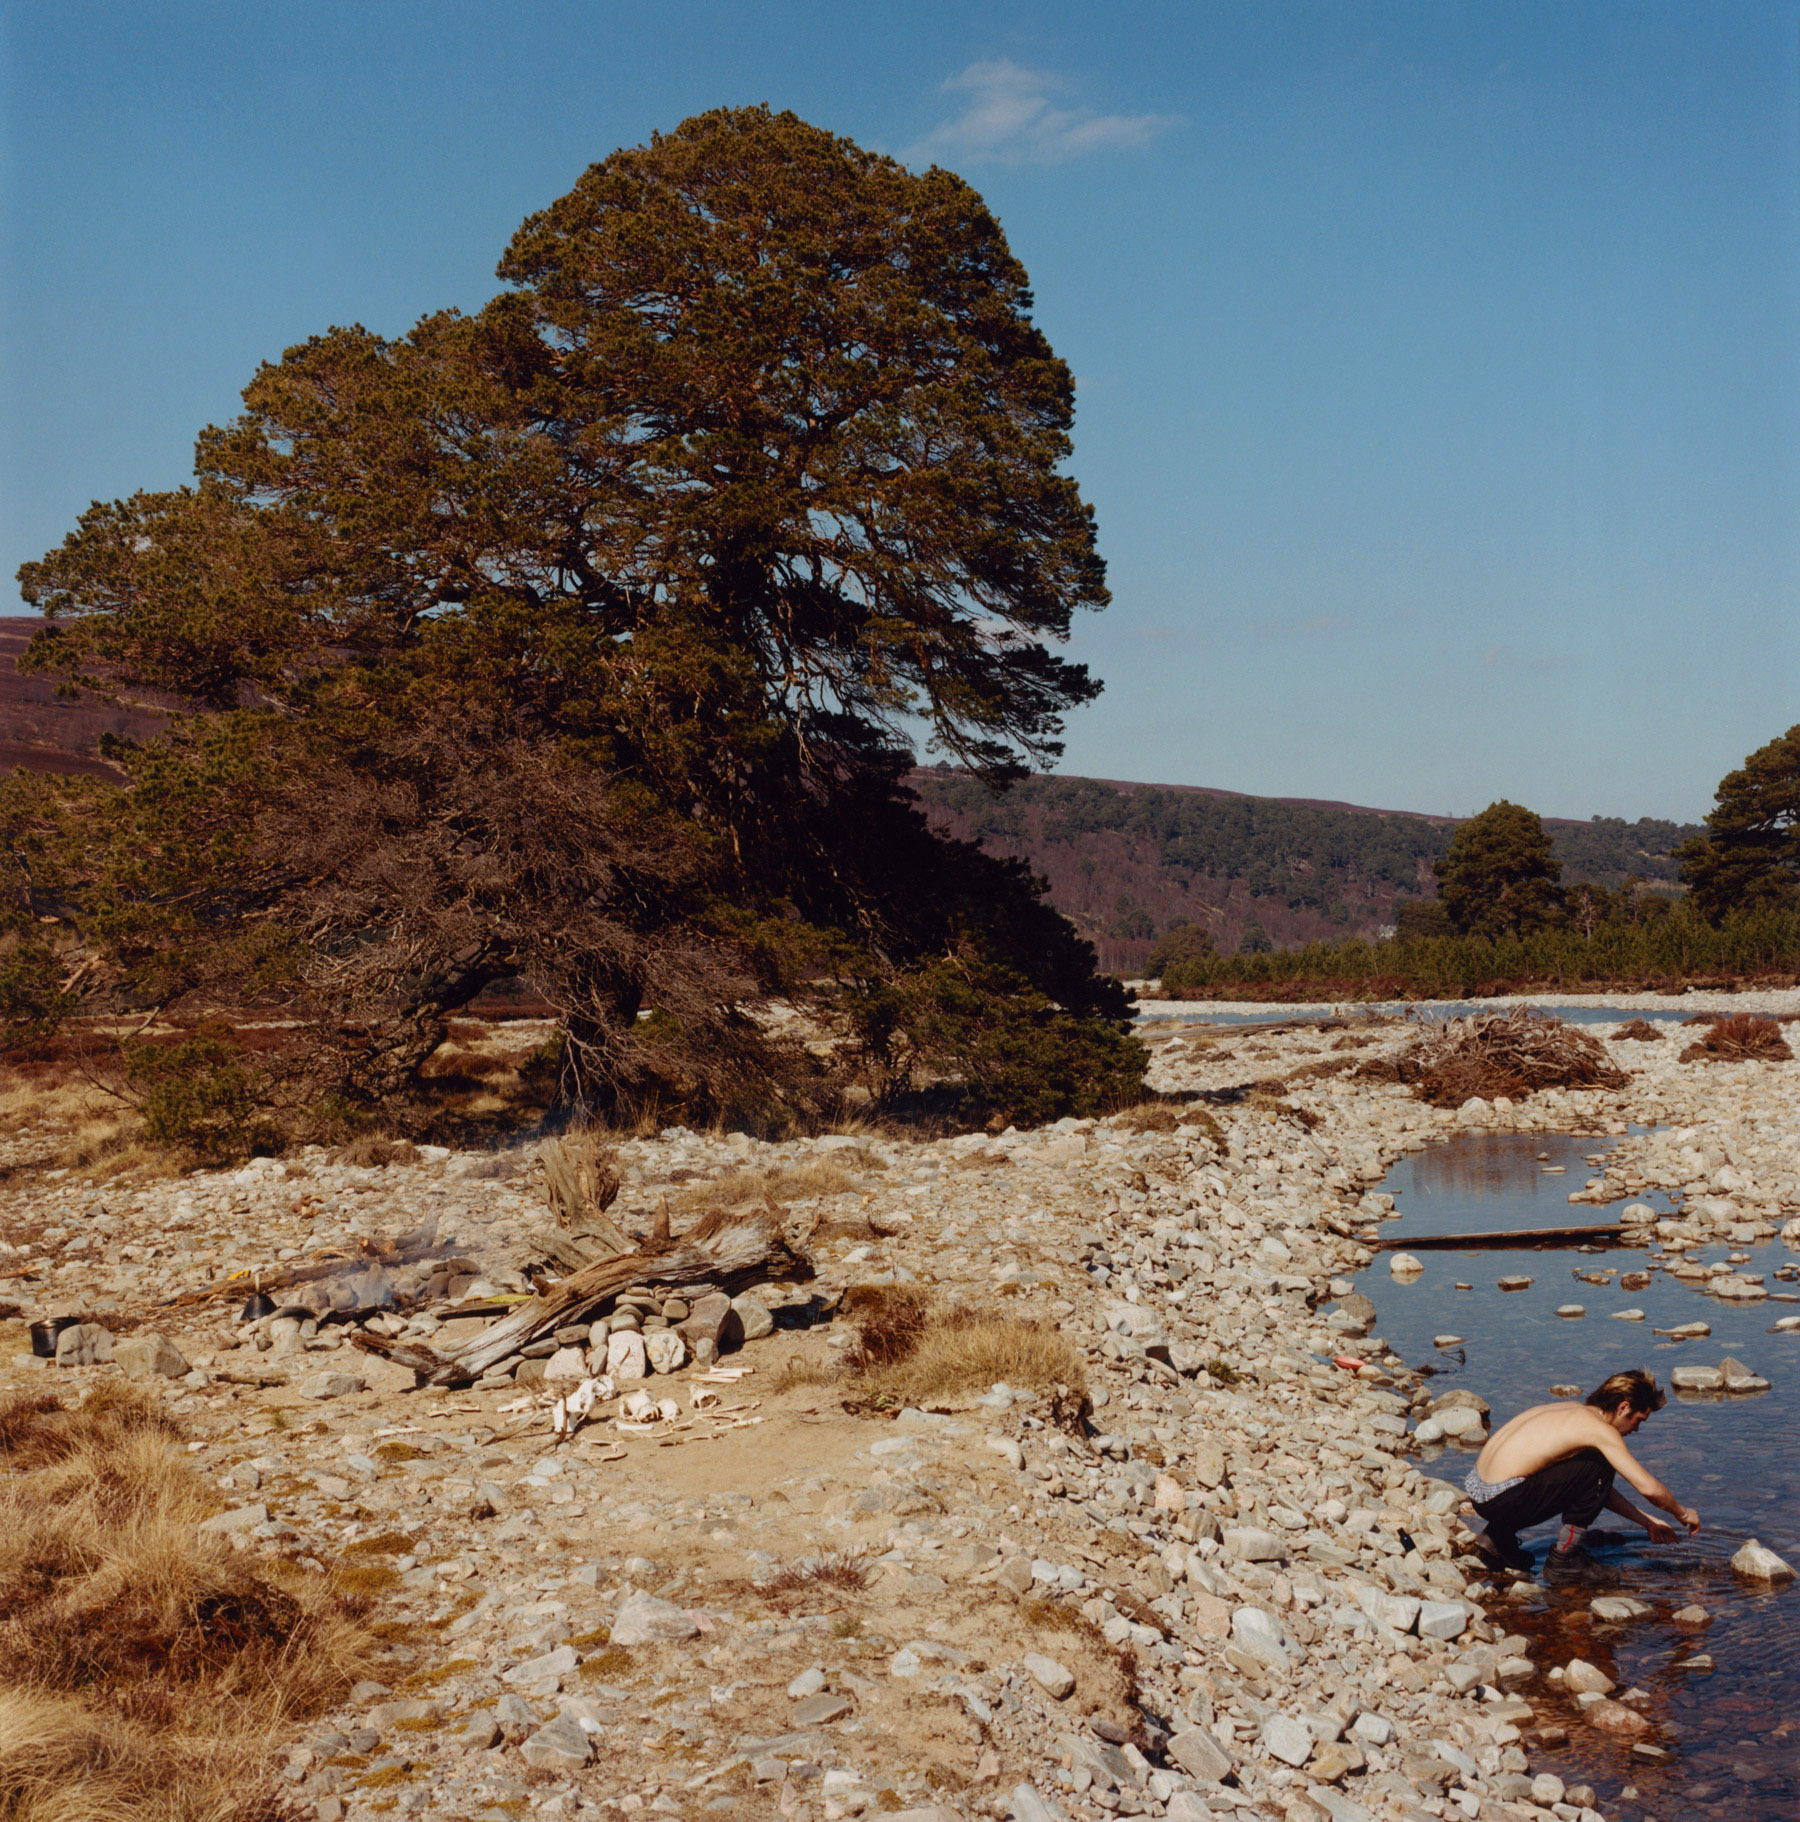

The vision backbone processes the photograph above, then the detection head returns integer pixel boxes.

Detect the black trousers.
[1475,1448,1615,1536]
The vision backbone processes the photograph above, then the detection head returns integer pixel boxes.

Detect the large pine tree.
[14,108,1144,1128]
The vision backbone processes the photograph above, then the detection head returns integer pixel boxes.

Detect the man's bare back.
[1478,1398,1699,1538]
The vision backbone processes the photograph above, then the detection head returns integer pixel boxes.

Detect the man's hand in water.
[1644,1516,1677,1544]
[1680,1506,1701,1534]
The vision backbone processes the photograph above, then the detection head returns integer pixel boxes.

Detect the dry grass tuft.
[673,1155,871,1214]
[1369,1008,1630,1107]
[772,1287,1089,1427]
[841,1283,935,1370]
[1612,1018,1664,1042]
[761,1551,869,1598]
[1679,1014,1794,1064]
[330,1136,422,1168]
[0,1386,379,1822]
[1112,1104,1179,1135]
[838,1286,1089,1427]
[1177,1107,1225,1146]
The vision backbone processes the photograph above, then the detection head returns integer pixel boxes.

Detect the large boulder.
[55,1323,113,1368]
[115,1333,190,1381]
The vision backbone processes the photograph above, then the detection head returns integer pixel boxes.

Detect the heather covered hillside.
[0,620,165,778]
[912,769,1698,974]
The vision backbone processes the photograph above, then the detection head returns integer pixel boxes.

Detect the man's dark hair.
[1586,1368,1666,1417]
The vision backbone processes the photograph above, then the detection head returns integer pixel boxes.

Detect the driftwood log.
[161,1217,445,1308]
[539,1134,632,1255]
[352,1208,811,1388]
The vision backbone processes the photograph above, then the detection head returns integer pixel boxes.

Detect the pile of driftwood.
[1361,1008,1630,1107]
[1612,1017,1664,1042]
[356,1132,810,1387]
[1679,1015,1794,1064]
[356,1207,811,1388]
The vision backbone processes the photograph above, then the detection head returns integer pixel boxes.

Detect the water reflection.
[1357,1129,1800,1822]
[1403,1129,1619,1208]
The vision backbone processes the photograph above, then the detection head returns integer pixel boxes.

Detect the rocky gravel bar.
[3,1005,1796,1822]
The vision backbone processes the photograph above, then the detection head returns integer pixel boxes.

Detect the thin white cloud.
[911,60,1176,168]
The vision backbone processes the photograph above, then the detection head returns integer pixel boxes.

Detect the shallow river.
[1357,1130,1800,1821]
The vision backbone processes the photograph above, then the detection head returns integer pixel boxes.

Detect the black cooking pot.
[238,1292,277,1321]
[30,1315,81,1358]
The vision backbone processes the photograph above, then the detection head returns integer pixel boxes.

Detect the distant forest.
[912,770,1699,974]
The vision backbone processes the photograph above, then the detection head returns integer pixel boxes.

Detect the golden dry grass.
[0,1385,379,1822]
[672,1155,873,1214]
[776,1286,1089,1427]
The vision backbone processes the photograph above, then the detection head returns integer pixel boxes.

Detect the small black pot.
[30,1315,81,1358]
[239,1293,276,1321]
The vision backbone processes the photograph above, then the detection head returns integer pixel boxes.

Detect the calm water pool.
[1357,1131,1800,1820]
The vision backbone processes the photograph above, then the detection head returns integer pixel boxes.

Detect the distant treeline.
[1156,904,1800,1000]
[913,769,1698,932]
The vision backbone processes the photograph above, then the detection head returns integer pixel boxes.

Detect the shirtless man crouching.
[1462,1368,1700,1584]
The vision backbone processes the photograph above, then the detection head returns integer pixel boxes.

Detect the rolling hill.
[911,768,1699,975]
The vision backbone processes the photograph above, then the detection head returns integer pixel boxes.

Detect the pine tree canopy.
[1433,800,1564,939]
[11,108,1141,1131]
[1678,725,1800,922]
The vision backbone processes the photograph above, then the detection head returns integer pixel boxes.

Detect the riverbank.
[1,1013,1793,1822]
[1132,987,1800,1021]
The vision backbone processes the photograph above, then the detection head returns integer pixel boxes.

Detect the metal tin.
[30,1315,81,1358]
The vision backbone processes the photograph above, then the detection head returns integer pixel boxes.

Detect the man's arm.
[1592,1425,1701,1533]
[1604,1483,1678,1544]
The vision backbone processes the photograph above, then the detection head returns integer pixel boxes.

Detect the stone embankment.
[1,1008,1795,1822]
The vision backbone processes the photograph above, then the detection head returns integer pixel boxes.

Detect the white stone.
[1230,1606,1289,1670]
[1355,1586,1420,1634]
[1007,1785,1072,1822]
[1224,1526,1284,1562]
[610,1592,700,1644]
[1416,1600,1469,1640]
[605,1329,648,1381]
[1731,1538,1795,1580]
[1022,1653,1075,1699]
[1563,1658,1615,1695]
[1388,1252,1423,1276]
[543,1346,587,1380]
[1261,1713,1313,1767]
[644,1328,688,1375]
[985,1436,1024,1470]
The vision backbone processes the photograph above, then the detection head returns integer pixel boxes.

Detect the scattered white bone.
[690,1387,721,1411]
[550,1374,617,1437]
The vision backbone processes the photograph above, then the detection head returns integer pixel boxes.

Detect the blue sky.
[3,1,1795,821]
